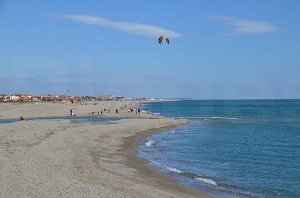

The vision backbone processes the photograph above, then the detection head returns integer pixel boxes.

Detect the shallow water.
[138,100,300,198]
[0,115,123,124]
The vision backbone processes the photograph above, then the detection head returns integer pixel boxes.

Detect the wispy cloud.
[211,16,278,35]
[51,14,182,38]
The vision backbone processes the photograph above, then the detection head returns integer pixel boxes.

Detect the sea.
[138,100,300,198]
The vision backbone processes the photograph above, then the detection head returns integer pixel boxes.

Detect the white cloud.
[52,14,182,38]
[211,16,278,35]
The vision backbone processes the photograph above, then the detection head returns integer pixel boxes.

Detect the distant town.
[0,93,162,103]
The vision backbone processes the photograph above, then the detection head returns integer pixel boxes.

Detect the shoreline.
[122,123,209,198]
[0,102,209,197]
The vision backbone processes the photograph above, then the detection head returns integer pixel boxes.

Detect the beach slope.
[0,103,208,197]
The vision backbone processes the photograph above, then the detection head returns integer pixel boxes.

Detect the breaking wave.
[145,139,156,147]
[166,166,218,186]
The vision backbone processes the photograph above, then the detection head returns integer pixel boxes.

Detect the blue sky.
[0,0,300,99]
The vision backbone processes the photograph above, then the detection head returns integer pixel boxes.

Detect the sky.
[0,0,300,99]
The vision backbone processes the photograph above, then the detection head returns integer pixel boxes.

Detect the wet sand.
[0,102,209,197]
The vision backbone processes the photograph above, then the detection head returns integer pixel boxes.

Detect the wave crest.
[167,167,184,173]
[145,140,156,147]
[195,177,217,186]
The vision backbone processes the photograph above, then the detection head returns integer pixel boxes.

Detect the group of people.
[18,104,148,122]
[128,108,141,114]
[67,102,149,118]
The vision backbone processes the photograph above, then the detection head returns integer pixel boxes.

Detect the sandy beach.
[0,102,209,198]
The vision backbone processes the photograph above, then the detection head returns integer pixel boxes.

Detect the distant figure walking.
[70,109,73,116]
[19,116,27,121]
[116,109,119,114]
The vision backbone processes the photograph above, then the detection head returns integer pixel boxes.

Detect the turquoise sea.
[138,100,300,198]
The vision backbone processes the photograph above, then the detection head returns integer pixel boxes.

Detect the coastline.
[122,124,210,198]
[0,102,209,197]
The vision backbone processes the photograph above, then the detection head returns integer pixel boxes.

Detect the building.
[4,94,21,101]
[99,95,113,101]
[98,95,125,101]
[59,97,81,103]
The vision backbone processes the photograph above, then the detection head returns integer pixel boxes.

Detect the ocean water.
[138,100,300,198]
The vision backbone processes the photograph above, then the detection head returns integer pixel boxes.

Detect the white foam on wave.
[185,116,239,120]
[170,130,176,134]
[194,120,202,124]
[145,140,156,147]
[167,167,184,174]
[209,116,238,120]
[149,160,161,166]
[195,177,217,186]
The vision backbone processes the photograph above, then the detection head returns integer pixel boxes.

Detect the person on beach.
[70,109,73,116]
[116,109,119,114]
[19,116,27,121]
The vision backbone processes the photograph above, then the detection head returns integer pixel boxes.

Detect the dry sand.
[0,102,209,197]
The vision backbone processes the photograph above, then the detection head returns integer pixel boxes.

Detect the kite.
[158,35,170,45]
